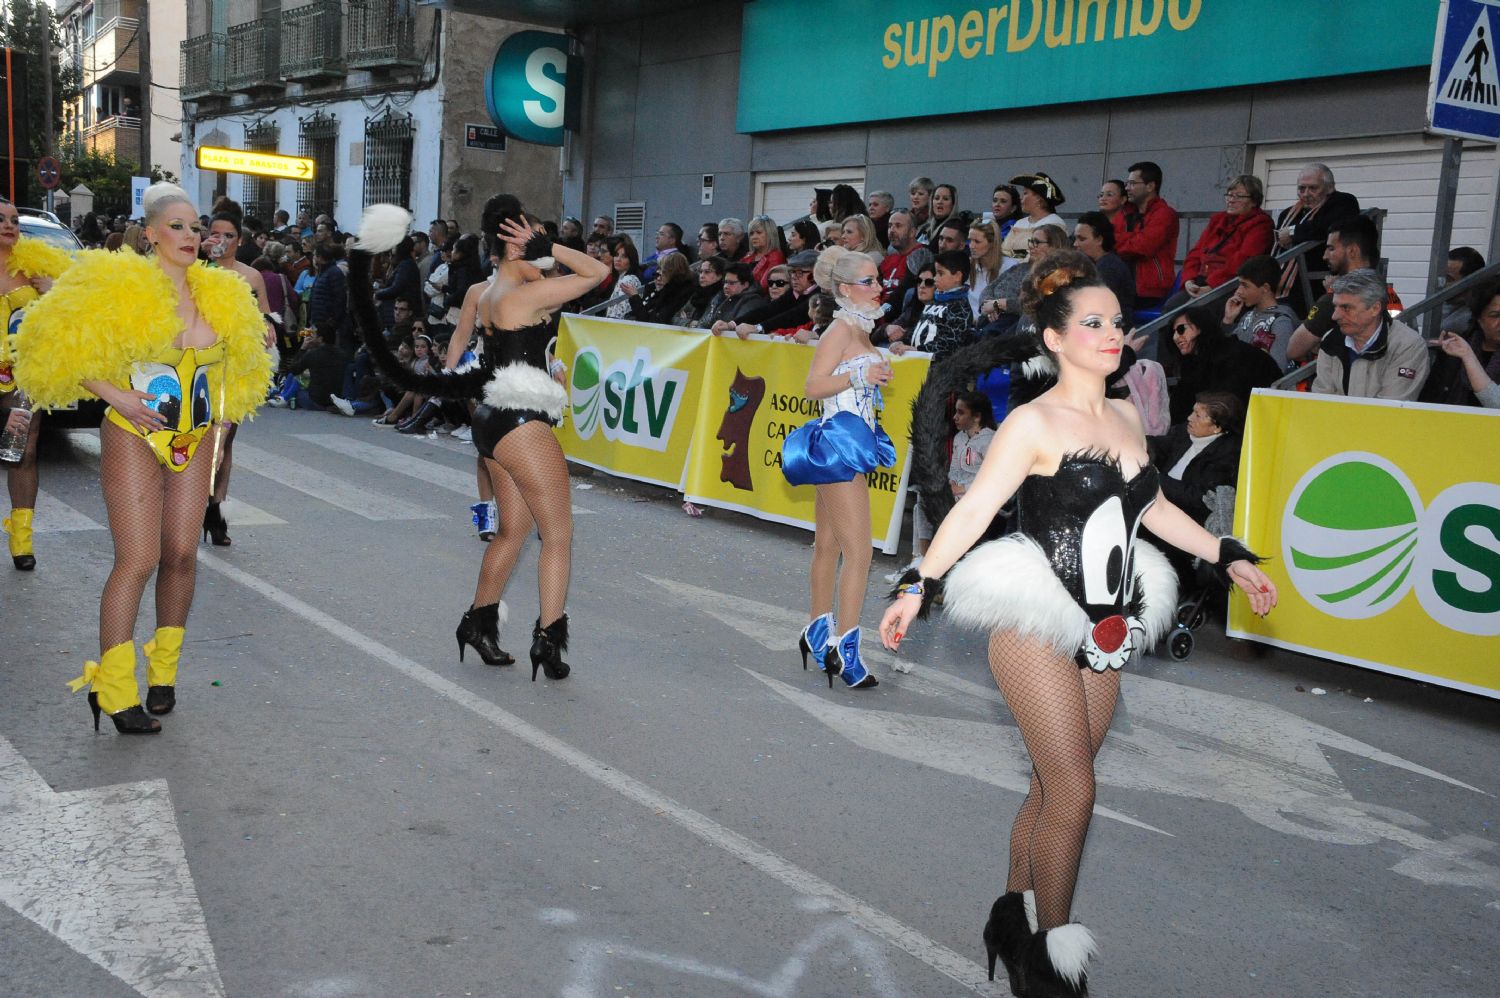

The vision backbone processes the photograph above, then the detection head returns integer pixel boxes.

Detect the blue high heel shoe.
[797,612,834,671]
[824,626,878,689]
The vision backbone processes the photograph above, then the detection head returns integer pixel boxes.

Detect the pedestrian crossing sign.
[1429,0,1500,140]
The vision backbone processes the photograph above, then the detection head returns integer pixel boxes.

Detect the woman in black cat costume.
[349,200,609,680]
[880,250,1276,997]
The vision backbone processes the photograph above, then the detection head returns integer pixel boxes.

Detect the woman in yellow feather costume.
[14,182,273,735]
[0,200,73,572]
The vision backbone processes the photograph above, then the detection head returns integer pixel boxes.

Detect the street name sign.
[195,146,316,181]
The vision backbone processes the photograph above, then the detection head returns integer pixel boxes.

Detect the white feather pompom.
[356,204,413,253]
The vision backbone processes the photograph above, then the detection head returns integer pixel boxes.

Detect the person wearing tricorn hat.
[1001,172,1066,266]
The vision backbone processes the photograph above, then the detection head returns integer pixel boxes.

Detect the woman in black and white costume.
[880,251,1277,997]
[349,199,609,681]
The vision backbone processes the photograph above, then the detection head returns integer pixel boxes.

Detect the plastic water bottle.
[0,391,32,465]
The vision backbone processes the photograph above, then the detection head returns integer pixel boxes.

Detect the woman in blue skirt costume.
[782,245,895,689]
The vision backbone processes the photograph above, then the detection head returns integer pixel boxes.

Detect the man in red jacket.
[1114,160,1180,313]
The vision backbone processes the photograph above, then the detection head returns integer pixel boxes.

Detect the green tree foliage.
[0,0,83,205]
[58,148,174,217]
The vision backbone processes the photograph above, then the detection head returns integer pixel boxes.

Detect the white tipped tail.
[356,204,413,253]
[1045,923,1098,989]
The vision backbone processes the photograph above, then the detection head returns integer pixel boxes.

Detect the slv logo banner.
[485,30,580,146]
[738,0,1435,131]
[681,335,929,553]
[557,316,708,489]
[1232,391,1500,699]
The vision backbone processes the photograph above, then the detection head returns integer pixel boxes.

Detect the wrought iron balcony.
[280,0,345,81]
[347,1,420,70]
[180,33,226,101]
[226,19,283,92]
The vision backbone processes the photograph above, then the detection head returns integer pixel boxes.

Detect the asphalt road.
[1,409,1496,998]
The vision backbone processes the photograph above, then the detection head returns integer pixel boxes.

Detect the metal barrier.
[1395,258,1500,340]
[1131,239,1323,345]
[577,295,629,317]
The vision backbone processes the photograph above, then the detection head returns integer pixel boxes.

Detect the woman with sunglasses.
[979,224,1069,336]
[1161,304,1281,424]
[783,246,894,690]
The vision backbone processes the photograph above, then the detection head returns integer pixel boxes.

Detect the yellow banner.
[1232,390,1500,698]
[556,315,708,489]
[681,335,929,552]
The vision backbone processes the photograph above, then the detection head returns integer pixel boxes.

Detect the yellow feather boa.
[6,236,72,280]
[13,251,274,420]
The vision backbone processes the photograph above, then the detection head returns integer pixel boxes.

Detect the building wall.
[146,0,187,174]
[434,12,566,234]
[181,87,445,228]
[564,5,1436,251]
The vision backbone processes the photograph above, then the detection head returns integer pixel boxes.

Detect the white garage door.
[754,169,865,229]
[1255,136,1499,306]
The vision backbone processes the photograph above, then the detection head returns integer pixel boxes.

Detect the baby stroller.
[1166,485,1237,661]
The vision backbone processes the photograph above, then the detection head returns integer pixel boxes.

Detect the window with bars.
[242,120,280,225]
[297,112,338,218]
[363,110,414,210]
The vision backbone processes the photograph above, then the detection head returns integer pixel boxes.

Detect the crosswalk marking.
[296,434,596,515]
[64,432,287,527]
[232,443,441,521]
[24,490,103,533]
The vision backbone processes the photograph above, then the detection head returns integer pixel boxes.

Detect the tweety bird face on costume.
[130,361,214,469]
[0,307,24,387]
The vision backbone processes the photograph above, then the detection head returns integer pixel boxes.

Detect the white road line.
[64,432,287,527]
[295,433,596,515]
[195,550,1000,996]
[27,491,103,532]
[231,443,441,521]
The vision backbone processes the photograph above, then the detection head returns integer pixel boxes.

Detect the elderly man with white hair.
[1273,162,1361,312]
[1312,269,1429,400]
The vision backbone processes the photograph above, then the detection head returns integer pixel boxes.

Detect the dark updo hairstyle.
[1019,249,1104,357]
[1075,210,1116,252]
[829,184,866,223]
[480,193,525,259]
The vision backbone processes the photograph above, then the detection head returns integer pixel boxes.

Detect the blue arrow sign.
[1429,0,1500,140]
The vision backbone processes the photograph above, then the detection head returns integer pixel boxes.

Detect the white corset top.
[823,352,884,430]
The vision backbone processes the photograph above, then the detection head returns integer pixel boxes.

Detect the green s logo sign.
[485,31,574,147]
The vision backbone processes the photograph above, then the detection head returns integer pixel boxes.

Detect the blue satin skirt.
[782,411,897,486]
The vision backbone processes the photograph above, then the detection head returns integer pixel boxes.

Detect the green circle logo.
[1283,453,1423,619]
[570,347,602,437]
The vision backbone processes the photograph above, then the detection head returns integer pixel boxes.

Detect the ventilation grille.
[613,201,646,248]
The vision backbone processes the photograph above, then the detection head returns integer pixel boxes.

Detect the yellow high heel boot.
[68,641,159,734]
[4,507,34,570]
[144,626,184,716]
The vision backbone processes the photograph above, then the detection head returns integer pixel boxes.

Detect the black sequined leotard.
[943,451,1178,671]
[470,319,568,458]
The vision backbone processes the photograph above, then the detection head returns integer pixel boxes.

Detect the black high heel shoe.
[202,501,231,547]
[146,685,176,715]
[456,604,514,666]
[984,892,1033,995]
[88,693,161,734]
[529,614,571,682]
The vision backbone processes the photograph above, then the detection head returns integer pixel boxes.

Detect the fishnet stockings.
[98,420,214,650]
[4,403,40,508]
[809,478,872,629]
[473,421,572,625]
[989,629,1120,930]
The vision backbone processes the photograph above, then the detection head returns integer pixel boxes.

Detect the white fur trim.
[482,363,567,421]
[942,535,1091,657]
[356,204,413,253]
[1045,923,1098,989]
[530,255,556,271]
[1131,540,1178,647]
[1023,891,1039,934]
[496,600,508,634]
[1021,352,1057,380]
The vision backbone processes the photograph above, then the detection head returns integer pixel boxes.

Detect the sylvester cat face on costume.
[716,368,766,492]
